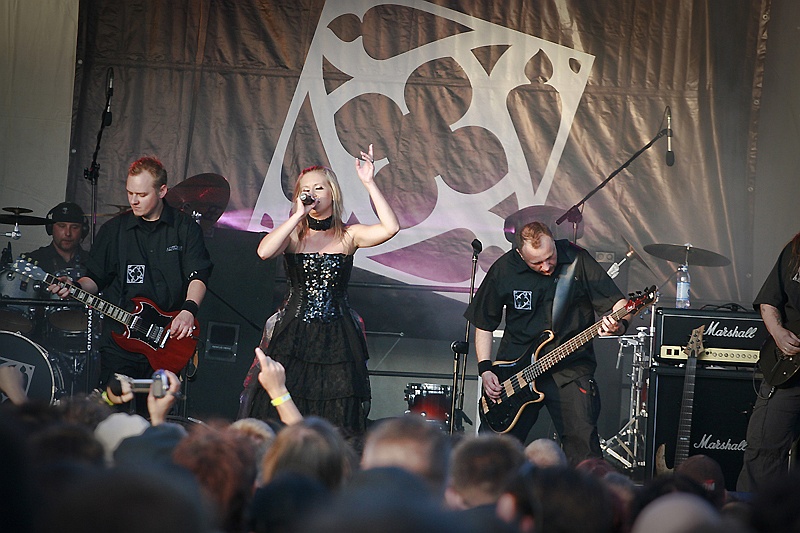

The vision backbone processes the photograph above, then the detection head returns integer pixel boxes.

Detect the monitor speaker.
[185,228,275,421]
[645,366,757,490]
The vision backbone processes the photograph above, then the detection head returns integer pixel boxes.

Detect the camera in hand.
[111,370,173,398]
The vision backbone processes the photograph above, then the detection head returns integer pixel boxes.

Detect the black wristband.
[618,318,629,332]
[478,360,493,375]
[181,300,199,316]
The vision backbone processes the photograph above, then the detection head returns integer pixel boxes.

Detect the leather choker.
[307,215,333,231]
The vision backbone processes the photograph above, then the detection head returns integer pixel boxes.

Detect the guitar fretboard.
[43,272,133,327]
[520,304,634,384]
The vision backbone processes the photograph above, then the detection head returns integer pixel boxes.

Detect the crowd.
[1,353,798,533]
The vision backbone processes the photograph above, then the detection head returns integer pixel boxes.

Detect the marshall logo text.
[693,433,748,452]
[705,320,759,339]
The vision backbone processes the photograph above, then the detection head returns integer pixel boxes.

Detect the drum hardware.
[0,206,49,240]
[601,327,652,471]
[602,293,660,474]
[164,173,230,233]
[405,382,453,428]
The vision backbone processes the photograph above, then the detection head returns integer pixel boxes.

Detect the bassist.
[464,222,630,464]
[50,157,212,409]
[737,231,800,491]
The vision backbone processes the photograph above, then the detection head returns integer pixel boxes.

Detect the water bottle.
[676,265,690,308]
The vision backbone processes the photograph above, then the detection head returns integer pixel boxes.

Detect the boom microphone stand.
[556,125,670,243]
[449,239,482,434]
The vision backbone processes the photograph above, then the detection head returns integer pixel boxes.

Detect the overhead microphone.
[665,106,674,166]
[104,68,114,126]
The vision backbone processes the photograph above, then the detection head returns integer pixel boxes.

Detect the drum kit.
[0,173,230,405]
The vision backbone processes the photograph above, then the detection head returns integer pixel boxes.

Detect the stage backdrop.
[61,0,777,339]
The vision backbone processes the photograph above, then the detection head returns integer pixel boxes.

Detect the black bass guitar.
[480,286,657,434]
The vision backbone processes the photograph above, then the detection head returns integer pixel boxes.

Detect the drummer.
[24,202,89,278]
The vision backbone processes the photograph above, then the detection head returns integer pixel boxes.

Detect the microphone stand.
[556,128,669,243]
[448,239,482,434]
[83,67,114,245]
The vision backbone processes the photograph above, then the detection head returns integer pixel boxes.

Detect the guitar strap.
[551,255,578,333]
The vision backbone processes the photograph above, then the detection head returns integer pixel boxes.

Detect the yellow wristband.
[101,391,115,406]
[270,392,292,407]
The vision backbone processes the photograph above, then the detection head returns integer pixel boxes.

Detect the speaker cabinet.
[645,366,757,490]
[185,228,275,421]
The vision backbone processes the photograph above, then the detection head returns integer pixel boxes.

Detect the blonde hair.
[293,165,345,241]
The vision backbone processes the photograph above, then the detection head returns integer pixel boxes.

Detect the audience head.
[631,492,721,533]
[260,416,356,491]
[749,471,800,533]
[675,454,727,509]
[361,415,451,496]
[630,472,714,526]
[500,464,614,533]
[172,424,257,533]
[39,466,212,533]
[446,433,525,510]
[94,412,150,466]
[524,438,567,468]
[248,472,330,533]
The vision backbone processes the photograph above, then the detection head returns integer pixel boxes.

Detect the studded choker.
[307,214,334,231]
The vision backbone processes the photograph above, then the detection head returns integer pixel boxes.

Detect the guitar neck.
[45,272,133,327]
[674,356,697,465]
[531,305,631,378]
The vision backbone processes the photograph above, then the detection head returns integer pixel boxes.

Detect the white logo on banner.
[250,0,593,293]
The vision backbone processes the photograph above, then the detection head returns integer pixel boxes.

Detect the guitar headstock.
[625,285,657,314]
[683,325,706,359]
[10,258,47,282]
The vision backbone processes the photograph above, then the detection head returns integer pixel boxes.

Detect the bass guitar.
[758,319,800,387]
[11,259,198,374]
[655,325,705,474]
[480,286,657,434]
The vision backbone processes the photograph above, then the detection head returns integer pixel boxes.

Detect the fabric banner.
[66,0,767,332]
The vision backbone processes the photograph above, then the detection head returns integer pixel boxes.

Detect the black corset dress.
[243,253,371,434]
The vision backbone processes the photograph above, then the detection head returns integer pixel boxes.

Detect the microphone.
[471,238,482,257]
[104,68,114,126]
[299,192,316,205]
[665,106,674,166]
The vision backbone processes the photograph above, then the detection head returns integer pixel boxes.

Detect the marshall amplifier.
[645,366,757,490]
[655,307,768,366]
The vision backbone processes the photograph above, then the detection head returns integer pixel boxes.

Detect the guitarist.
[50,157,212,410]
[737,232,800,491]
[464,221,631,465]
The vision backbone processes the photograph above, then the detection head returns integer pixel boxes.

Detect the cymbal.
[2,207,33,215]
[504,205,584,243]
[0,214,49,225]
[644,243,731,267]
[165,173,230,230]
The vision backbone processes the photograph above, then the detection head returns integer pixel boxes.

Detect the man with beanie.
[26,201,89,276]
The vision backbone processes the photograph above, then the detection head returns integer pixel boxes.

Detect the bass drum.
[0,330,63,404]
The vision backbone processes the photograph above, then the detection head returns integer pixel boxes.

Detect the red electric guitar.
[11,259,198,374]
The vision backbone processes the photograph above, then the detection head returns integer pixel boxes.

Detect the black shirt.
[464,239,624,385]
[25,243,87,278]
[85,201,213,319]
[753,240,800,324]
